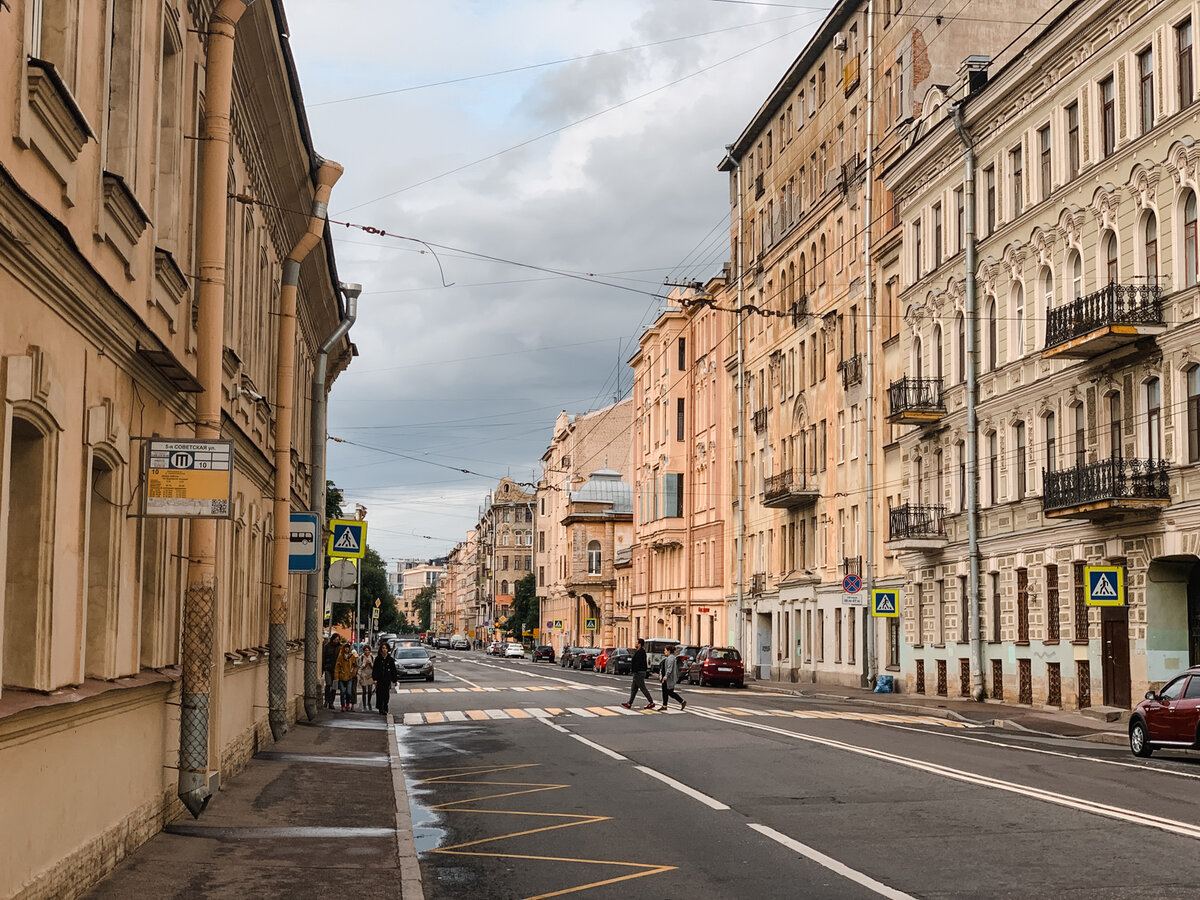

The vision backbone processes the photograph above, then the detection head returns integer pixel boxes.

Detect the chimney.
[959,55,991,97]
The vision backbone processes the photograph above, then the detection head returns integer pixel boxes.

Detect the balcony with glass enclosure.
[1042,284,1165,359]
[887,376,945,424]
[1043,456,1170,519]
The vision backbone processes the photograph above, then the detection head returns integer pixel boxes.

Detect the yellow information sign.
[144,439,234,518]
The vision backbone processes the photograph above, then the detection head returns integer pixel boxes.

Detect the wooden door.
[1101,609,1131,708]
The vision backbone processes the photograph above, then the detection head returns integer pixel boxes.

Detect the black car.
[560,647,581,668]
[677,644,702,674]
[532,645,556,663]
[605,648,633,675]
[572,648,602,670]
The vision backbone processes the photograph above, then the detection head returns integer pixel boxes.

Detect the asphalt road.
[397,650,1200,900]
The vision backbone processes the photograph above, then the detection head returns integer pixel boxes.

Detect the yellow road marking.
[504,708,532,718]
[466,710,489,721]
[424,711,445,724]
[586,706,619,716]
[718,707,751,716]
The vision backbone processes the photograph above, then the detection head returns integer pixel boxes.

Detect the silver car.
[392,647,434,682]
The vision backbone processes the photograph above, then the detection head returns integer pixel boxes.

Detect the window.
[1012,285,1025,357]
[1143,213,1158,282]
[1074,403,1086,468]
[988,431,998,506]
[896,55,904,118]
[985,166,996,234]
[1016,568,1030,642]
[1147,378,1162,460]
[1069,250,1083,300]
[1139,48,1155,135]
[955,312,966,384]
[1014,421,1027,499]
[661,473,684,517]
[933,203,943,268]
[676,397,685,442]
[1101,76,1116,157]
[587,541,602,575]
[1066,102,1080,179]
[913,219,922,278]
[957,440,967,512]
[1038,126,1052,199]
[1046,564,1060,641]
[986,298,998,370]
[955,186,965,251]
[501,579,509,594]
[1189,367,1200,462]
[538,566,545,586]
[1045,412,1057,474]
[1109,392,1123,458]
[1041,268,1055,320]
[1185,191,1198,287]
[1010,145,1023,217]
[105,1,139,180]
[156,19,184,250]
[933,324,943,381]
[1180,19,1194,109]
[30,0,79,86]
[677,337,686,370]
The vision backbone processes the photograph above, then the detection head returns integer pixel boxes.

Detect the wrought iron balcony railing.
[842,556,862,578]
[1044,284,1164,353]
[763,468,818,508]
[752,408,768,433]
[1043,457,1170,516]
[790,297,809,327]
[888,504,946,541]
[750,573,766,596]
[838,354,863,389]
[887,376,945,422]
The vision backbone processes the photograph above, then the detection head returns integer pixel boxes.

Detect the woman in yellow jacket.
[334,642,357,712]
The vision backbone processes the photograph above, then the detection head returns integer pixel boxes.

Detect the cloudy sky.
[284,0,828,566]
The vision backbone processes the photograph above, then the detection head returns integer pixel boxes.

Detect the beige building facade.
[477,478,535,638]
[0,1,349,897]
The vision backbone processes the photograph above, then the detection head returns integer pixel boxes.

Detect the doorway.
[756,612,772,680]
[1101,607,1131,708]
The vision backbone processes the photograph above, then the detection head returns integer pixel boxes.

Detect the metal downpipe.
[862,0,877,687]
[304,284,359,720]
[180,0,254,819]
[269,159,344,740]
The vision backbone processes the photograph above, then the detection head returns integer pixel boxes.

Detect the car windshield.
[395,649,427,660]
[709,648,741,661]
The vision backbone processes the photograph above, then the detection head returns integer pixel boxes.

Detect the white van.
[643,637,681,674]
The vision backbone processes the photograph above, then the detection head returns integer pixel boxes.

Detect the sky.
[284,0,829,567]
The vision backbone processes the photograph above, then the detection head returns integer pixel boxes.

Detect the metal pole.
[862,0,877,687]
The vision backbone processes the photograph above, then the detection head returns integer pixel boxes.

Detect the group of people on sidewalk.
[320,633,402,715]
[621,638,687,711]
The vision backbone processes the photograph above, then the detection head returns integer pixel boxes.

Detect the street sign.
[328,519,367,558]
[371,608,379,620]
[697,607,711,614]
[326,587,356,605]
[374,598,381,608]
[288,512,320,573]
[843,574,862,593]
[553,619,563,630]
[328,558,357,589]
[871,589,899,617]
[1085,565,1125,606]
[842,593,868,607]
[585,618,597,631]
[144,439,234,518]
[545,620,553,629]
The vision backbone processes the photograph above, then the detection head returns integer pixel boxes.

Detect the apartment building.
[443,533,480,635]
[0,1,348,896]
[884,0,1200,708]
[629,281,729,647]
[478,478,535,638]
[535,400,633,651]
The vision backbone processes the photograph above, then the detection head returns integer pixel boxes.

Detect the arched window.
[1103,231,1118,285]
[1108,392,1123,458]
[798,254,807,297]
[819,235,827,285]
[1142,212,1158,282]
[1044,412,1057,475]
[587,541,602,574]
[933,324,944,381]
[1038,268,1054,348]
[1146,377,1162,460]
[913,334,923,379]
[1013,420,1027,498]
[809,242,817,291]
[1012,284,1025,357]
[986,297,998,371]
[1068,250,1083,300]
[954,312,966,384]
[1188,366,1200,462]
[1185,191,1198,287]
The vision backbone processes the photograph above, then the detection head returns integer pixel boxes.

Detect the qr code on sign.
[211,499,229,516]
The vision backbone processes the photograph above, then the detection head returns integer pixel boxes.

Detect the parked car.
[677,644,702,674]
[594,647,617,672]
[450,637,470,650]
[687,646,745,687]
[532,645,556,663]
[604,648,633,675]
[486,641,502,656]
[392,636,423,649]
[504,642,525,659]
[392,646,435,682]
[559,647,580,668]
[1129,666,1200,757]
[572,648,602,670]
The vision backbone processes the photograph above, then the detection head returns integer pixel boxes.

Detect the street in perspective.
[7,0,1200,898]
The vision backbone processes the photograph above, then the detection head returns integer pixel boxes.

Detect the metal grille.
[888,376,946,417]
[1043,456,1170,512]
[1046,564,1060,641]
[991,659,1004,700]
[888,504,946,540]
[1073,562,1089,641]
[1016,568,1029,642]
[1076,660,1092,708]
[1047,662,1062,707]
[915,659,926,694]
[936,659,947,696]
[753,408,768,432]
[960,659,971,697]
[838,354,863,388]
[1044,283,1163,350]
[1018,658,1032,705]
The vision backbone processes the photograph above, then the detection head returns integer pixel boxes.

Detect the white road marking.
[634,765,729,810]
[748,824,916,900]
[693,709,1200,841]
[436,668,483,689]
[442,710,467,722]
[570,733,627,761]
[482,709,509,719]
[402,712,421,726]
[566,707,598,718]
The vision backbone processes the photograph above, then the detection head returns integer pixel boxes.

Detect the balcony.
[752,407,768,433]
[750,573,766,596]
[886,504,947,552]
[790,297,809,327]
[1043,457,1170,520]
[887,376,945,424]
[843,55,861,94]
[838,354,863,389]
[1043,284,1165,359]
[841,556,862,578]
[763,468,819,509]
[754,172,765,199]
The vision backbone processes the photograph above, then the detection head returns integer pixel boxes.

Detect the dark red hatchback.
[686,647,744,687]
[1129,665,1200,757]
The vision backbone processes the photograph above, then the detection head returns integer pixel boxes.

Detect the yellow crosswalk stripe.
[503,708,532,718]
[466,710,489,721]
[424,711,445,724]
[586,706,619,716]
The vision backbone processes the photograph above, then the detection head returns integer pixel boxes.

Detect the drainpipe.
[862,0,877,688]
[305,282,360,720]
[267,158,344,740]
[951,101,985,700]
[179,0,254,820]
[734,159,747,666]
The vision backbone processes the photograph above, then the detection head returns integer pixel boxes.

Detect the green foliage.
[411,585,434,632]
[508,574,538,639]
[326,481,344,522]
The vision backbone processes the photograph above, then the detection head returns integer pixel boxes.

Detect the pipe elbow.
[212,0,254,27]
[972,686,986,702]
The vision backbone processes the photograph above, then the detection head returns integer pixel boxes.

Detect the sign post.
[842,573,866,607]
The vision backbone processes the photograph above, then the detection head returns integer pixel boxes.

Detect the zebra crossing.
[394,684,597,694]
[398,704,984,729]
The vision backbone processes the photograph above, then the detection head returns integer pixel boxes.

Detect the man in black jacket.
[621,638,655,709]
[372,644,399,715]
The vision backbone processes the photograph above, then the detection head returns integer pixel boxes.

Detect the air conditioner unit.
[833,32,847,50]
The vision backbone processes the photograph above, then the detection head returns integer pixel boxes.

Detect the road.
[397,650,1200,900]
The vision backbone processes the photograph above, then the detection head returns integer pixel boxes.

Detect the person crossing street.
[621,638,655,710]
[372,643,398,715]
[659,644,686,711]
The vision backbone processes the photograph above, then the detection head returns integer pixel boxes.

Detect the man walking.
[659,644,686,711]
[372,643,398,715]
[321,633,341,709]
[621,638,655,710]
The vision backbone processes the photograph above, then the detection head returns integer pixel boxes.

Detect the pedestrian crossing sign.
[585,618,597,631]
[328,519,367,559]
[1085,565,1125,606]
[871,589,900,617]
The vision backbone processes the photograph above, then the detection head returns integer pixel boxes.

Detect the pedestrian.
[321,633,341,709]
[659,644,686,711]
[621,638,655,710]
[358,641,375,709]
[372,643,398,715]
[334,640,356,711]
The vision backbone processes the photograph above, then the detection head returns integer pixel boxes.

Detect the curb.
[387,713,425,900]
[751,683,971,722]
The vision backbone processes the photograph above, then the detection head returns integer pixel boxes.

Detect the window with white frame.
[1187,365,1200,462]
[1012,284,1025,357]
[1069,250,1083,300]
[986,297,998,371]
[1102,231,1118,285]
[1108,391,1123,458]
[1184,190,1198,287]
[1143,212,1159,282]
[1045,412,1057,475]
[1146,377,1162,460]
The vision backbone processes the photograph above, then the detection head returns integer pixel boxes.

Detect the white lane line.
[692,709,1200,840]
[571,733,627,761]
[634,765,729,810]
[536,717,570,734]
[458,657,622,691]
[748,824,915,900]
[436,668,483,689]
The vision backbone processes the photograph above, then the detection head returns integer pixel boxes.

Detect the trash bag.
[874,674,894,693]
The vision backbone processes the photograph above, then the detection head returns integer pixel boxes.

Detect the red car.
[1129,666,1200,757]
[686,647,744,687]
[594,647,617,673]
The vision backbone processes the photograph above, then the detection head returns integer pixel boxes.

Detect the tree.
[411,585,434,632]
[326,480,344,521]
[508,574,538,640]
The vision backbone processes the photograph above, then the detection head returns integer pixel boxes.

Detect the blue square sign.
[1085,566,1125,606]
[288,512,319,573]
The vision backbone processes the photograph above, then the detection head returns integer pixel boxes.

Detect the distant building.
[478,478,535,636]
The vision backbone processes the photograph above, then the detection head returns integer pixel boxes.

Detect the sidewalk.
[746,678,1130,746]
[87,709,422,900]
